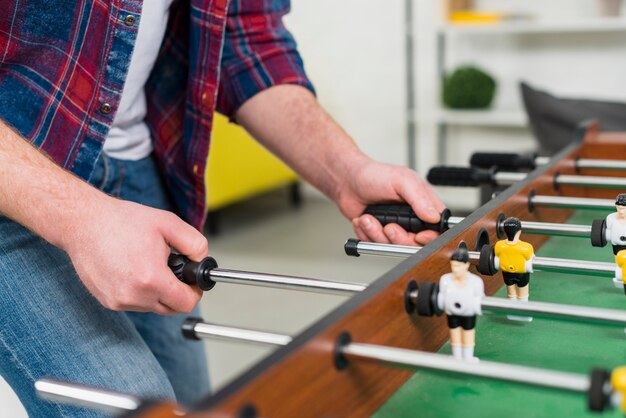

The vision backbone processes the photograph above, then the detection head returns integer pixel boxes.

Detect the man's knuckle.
[137,276,157,291]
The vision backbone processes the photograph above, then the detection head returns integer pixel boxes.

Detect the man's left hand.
[336,158,445,246]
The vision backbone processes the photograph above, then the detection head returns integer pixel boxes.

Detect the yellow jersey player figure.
[437,247,484,362]
[615,250,626,295]
[494,217,535,322]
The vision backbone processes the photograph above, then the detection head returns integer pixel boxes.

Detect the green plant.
[442,66,497,109]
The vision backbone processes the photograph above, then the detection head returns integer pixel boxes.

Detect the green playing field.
[373,210,625,418]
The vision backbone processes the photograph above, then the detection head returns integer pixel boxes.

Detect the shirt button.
[99,102,112,114]
[124,15,136,26]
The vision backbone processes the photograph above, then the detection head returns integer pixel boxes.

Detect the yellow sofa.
[205,113,299,232]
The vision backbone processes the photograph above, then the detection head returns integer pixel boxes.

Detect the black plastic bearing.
[404,280,418,315]
[495,213,505,239]
[181,317,203,340]
[415,281,439,317]
[334,331,352,371]
[344,238,361,257]
[590,219,607,248]
[587,368,611,412]
[237,404,258,418]
[475,228,490,252]
[477,244,498,276]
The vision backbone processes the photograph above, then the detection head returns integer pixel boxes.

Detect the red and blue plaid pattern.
[0,0,314,229]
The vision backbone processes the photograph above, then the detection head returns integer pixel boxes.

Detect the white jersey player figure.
[438,247,485,362]
[605,194,626,287]
[605,194,626,255]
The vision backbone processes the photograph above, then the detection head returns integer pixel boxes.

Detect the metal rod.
[446,216,465,227]
[446,217,592,238]
[342,344,590,393]
[464,252,614,277]
[350,241,614,277]
[493,172,626,189]
[519,221,591,238]
[193,322,293,347]
[209,268,366,296]
[407,290,626,327]
[533,156,626,171]
[531,195,614,210]
[35,379,141,414]
[480,297,626,326]
[493,172,526,185]
[354,241,422,258]
[527,256,613,277]
[187,321,591,395]
[535,156,551,166]
[577,159,626,171]
[557,174,626,189]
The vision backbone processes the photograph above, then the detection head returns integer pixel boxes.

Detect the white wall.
[285,1,408,167]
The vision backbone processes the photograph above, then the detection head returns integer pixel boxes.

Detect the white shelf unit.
[440,17,626,35]
[416,3,626,211]
[438,109,528,127]
[433,16,626,166]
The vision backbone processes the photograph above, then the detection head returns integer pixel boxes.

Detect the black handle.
[167,253,218,291]
[427,166,495,187]
[470,152,537,170]
[362,205,451,233]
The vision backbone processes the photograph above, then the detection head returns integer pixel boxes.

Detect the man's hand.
[337,158,445,246]
[236,85,445,247]
[65,196,208,315]
[0,120,206,315]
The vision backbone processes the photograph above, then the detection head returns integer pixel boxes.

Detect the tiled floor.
[199,191,400,391]
[0,191,401,415]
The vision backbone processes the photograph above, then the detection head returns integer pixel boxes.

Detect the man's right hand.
[0,120,206,315]
[64,195,208,315]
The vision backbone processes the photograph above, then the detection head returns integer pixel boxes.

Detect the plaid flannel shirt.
[0,0,314,229]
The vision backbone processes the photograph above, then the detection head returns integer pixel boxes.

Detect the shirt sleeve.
[216,0,316,119]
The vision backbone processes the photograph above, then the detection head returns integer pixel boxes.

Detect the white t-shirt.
[605,212,626,246]
[437,273,484,317]
[103,0,174,160]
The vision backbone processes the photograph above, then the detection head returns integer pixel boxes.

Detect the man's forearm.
[235,85,368,203]
[0,120,105,249]
[234,84,445,247]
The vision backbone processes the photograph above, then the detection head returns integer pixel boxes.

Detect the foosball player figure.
[604,194,626,256]
[494,217,535,321]
[590,194,626,288]
[615,250,626,295]
[437,247,485,361]
[612,367,626,413]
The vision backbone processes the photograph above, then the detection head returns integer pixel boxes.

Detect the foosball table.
[35,122,626,417]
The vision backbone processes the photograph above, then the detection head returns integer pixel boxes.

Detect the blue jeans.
[0,154,210,417]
